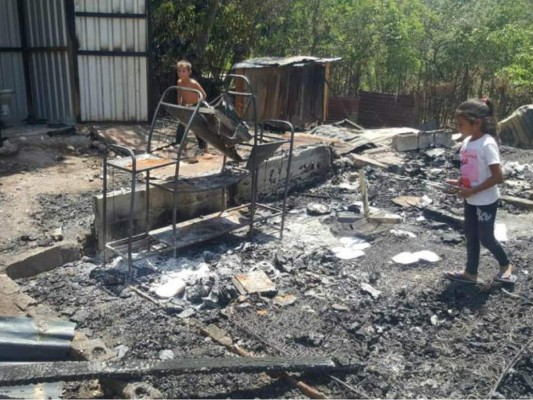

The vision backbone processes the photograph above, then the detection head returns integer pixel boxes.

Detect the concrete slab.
[3,242,81,279]
[393,130,454,152]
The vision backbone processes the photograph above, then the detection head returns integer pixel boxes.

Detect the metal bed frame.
[102,75,295,280]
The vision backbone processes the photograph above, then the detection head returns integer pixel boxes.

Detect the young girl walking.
[444,98,514,284]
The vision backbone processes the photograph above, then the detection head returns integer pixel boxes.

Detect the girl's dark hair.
[455,98,499,140]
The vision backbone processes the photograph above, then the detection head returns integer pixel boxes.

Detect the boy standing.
[175,60,210,155]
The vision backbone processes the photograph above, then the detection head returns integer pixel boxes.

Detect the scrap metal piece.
[245,141,284,170]
[0,356,357,386]
[232,270,277,296]
[0,316,76,362]
[163,104,245,161]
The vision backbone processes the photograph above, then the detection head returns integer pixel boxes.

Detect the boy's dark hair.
[177,59,192,72]
[455,98,499,140]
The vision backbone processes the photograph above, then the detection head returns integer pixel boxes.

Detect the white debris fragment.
[361,283,381,299]
[306,203,331,215]
[338,182,359,191]
[392,252,421,265]
[494,223,508,242]
[253,261,280,279]
[331,247,365,260]
[419,195,433,207]
[390,229,417,238]
[414,250,441,263]
[51,227,64,241]
[332,237,370,259]
[392,250,440,265]
[339,237,371,250]
[154,277,186,299]
[114,345,129,359]
[158,350,175,360]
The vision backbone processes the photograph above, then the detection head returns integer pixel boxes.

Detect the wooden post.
[359,169,370,218]
[322,62,330,123]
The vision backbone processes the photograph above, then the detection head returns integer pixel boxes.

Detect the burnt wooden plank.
[0,356,356,386]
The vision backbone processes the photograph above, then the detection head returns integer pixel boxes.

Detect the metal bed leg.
[145,170,150,252]
[280,124,295,239]
[128,160,137,281]
[102,150,108,267]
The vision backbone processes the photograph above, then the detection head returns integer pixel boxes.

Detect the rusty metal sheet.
[106,153,176,172]
[163,104,245,161]
[232,56,341,69]
[245,141,284,170]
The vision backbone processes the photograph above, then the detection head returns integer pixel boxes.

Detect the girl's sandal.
[494,272,517,284]
[443,271,477,284]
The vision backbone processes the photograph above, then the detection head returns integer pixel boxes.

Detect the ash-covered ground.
[17,145,533,399]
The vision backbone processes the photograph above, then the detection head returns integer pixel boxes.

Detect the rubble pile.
[16,144,533,399]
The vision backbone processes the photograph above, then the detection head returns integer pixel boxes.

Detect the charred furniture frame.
[102,75,294,278]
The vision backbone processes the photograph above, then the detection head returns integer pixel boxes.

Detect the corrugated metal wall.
[78,56,147,121]
[358,91,419,128]
[0,0,28,122]
[75,0,145,13]
[25,0,75,123]
[75,0,149,121]
[327,96,360,123]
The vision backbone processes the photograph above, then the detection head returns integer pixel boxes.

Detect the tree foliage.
[152,0,533,124]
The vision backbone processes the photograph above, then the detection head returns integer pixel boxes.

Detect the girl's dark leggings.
[464,200,509,275]
[176,124,207,150]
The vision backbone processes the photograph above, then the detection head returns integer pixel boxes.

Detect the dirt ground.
[0,132,103,264]
[7,134,533,399]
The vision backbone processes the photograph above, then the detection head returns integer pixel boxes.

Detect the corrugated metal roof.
[232,56,341,69]
[0,316,75,362]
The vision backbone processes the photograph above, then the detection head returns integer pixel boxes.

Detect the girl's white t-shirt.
[460,134,500,205]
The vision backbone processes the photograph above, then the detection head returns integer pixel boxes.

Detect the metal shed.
[0,0,151,124]
[231,56,340,128]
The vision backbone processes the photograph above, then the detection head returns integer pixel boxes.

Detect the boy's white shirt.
[460,134,500,205]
